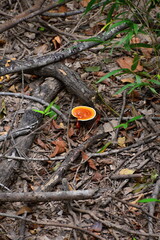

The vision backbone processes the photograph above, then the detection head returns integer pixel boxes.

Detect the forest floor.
[0,0,160,240]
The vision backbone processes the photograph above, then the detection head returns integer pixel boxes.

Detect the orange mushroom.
[71,106,96,121]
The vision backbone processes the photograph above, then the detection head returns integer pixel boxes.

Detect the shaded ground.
[0,1,160,239]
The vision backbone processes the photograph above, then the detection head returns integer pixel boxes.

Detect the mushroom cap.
[71,106,96,121]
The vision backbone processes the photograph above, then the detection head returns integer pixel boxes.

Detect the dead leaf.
[68,126,75,137]
[52,36,61,50]
[119,168,135,175]
[103,120,118,132]
[92,171,103,181]
[80,0,90,7]
[34,44,48,55]
[16,206,32,215]
[88,159,97,170]
[118,136,126,147]
[116,56,143,72]
[52,119,62,129]
[8,84,17,93]
[50,138,67,157]
[141,47,153,59]
[121,78,135,83]
[58,5,68,12]
[131,37,152,59]
[36,138,49,150]
[82,152,97,169]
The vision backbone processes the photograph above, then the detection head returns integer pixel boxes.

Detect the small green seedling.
[114,115,142,129]
[32,101,60,120]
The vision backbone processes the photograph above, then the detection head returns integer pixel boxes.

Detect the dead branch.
[0,23,129,76]
[27,62,95,105]
[37,132,108,192]
[0,0,72,34]
[0,189,97,202]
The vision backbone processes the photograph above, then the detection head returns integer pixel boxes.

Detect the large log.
[0,77,62,189]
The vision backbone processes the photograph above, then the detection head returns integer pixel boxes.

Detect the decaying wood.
[27,62,95,105]
[0,77,62,189]
[0,23,129,76]
[37,132,108,192]
[0,189,97,202]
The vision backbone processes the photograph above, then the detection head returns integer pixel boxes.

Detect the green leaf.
[85,66,101,72]
[38,27,45,31]
[97,142,112,153]
[130,43,153,48]
[148,86,158,94]
[84,0,96,14]
[96,68,128,83]
[149,79,160,85]
[128,115,143,123]
[131,54,140,71]
[114,123,128,129]
[32,109,44,114]
[138,198,160,203]
[114,83,134,95]
[47,104,60,119]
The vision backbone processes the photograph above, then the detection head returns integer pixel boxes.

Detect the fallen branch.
[0,23,129,76]
[0,189,97,202]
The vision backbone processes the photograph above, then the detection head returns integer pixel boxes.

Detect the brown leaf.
[92,171,103,181]
[131,37,152,59]
[68,126,75,137]
[58,5,68,13]
[52,119,62,129]
[50,138,67,157]
[116,56,143,72]
[88,159,97,170]
[16,206,32,215]
[34,44,48,55]
[121,78,135,83]
[80,0,90,7]
[81,152,97,170]
[141,47,153,59]
[52,36,61,50]
[36,138,49,150]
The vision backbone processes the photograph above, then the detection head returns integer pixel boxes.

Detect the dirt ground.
[0,0,160,239]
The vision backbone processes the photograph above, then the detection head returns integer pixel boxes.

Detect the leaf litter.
[0,1,160,239]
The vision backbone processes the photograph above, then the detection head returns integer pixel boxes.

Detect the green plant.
[114,115,142,129]
[32,101,60,119]
[84,0,160,95]
[97,68,160,95]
